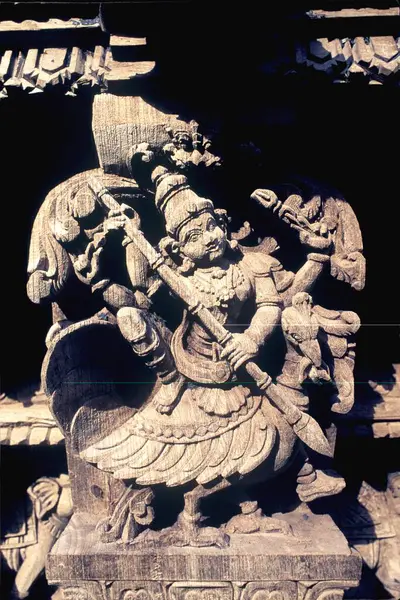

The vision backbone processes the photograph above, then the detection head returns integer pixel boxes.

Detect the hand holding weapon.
[88,177,333,458]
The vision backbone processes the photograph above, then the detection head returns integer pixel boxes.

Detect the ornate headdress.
[152,166,214,237]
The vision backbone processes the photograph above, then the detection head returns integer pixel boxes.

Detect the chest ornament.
[188,264,245,309]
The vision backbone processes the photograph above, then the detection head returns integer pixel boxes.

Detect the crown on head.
[152,166,214,237]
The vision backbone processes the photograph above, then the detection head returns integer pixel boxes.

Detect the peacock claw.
[134,511,230,549]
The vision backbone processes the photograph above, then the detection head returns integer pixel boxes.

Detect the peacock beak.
[299,339,322,368]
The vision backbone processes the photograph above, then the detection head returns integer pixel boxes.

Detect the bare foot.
[152,375,185,414]
[297,469,346,502]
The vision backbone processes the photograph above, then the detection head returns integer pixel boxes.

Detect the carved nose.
[204,233,215,246]
[299,339,322,367]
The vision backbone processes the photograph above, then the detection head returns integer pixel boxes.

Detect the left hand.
[251,188,281,212]
[298,229,332,251]
[220,333,259,370]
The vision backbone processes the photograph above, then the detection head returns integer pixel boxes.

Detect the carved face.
[177,212,227,265]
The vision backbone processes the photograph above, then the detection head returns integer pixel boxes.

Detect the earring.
[228,239,239,250]
[178,256,196,275]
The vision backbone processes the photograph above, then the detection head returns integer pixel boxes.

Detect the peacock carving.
[27,136,364,548]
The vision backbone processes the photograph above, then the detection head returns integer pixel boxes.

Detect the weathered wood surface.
[26,91,365,564]
[0,399,64,446]
[0,14,398,100]
[308,7,399,19]
[48,510,361,582]
[338,363,400,438]
[0,18,100,32]
[21,14,374,593]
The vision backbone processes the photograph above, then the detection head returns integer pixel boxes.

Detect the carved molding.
[0,45,110,98]
[55,580,361,600]
[1,35,397,99]
[0,20,398,100]
[61,586,102,600]
[169,582,233,600]
[241,581,297,600]
[302,580,359,600]
[0,399,63,446]
[296,36,400,84]
[112,581,164,600]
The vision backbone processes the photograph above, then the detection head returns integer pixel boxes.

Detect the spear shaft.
[89,178,333,458]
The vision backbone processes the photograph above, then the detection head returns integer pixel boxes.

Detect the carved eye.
[188,232,201,243]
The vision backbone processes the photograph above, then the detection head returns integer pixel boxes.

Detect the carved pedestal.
[47,510,361,600]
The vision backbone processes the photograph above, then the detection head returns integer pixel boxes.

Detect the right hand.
[104,206,139,235]
[220,333,259,370]
[103,212,127,233]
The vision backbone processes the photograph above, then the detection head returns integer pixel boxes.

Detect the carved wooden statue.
[1,475,72,599]
[26,96,364,598]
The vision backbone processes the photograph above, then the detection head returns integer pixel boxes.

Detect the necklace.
[188,264,245,308]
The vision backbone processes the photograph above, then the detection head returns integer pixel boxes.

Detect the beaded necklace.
[188,263,245,308]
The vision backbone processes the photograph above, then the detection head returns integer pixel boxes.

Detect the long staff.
[89,178,333,458]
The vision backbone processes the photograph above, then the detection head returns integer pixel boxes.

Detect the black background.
[0,4,399,598]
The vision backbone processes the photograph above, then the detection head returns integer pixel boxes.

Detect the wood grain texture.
[26,95,367,551]
[47,511,361,600]
[22,87,368,593]
[48,511,361,581]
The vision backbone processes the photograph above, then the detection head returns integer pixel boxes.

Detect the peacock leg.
[152,481,231,548]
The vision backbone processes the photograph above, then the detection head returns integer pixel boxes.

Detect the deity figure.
[27,135,362,548]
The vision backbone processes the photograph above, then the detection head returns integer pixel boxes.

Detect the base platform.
[47,508,361,600]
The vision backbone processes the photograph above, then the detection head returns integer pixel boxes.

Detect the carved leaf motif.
[241,582,296,600]
[121,589,152,600]
[303,581,359,600]
[62,587,98,600]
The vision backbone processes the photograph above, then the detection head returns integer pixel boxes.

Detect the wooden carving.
[1,475,72,599]
[27,96,365,550]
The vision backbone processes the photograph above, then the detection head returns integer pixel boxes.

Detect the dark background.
[0,4,399,598]
[1,77,399,393]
